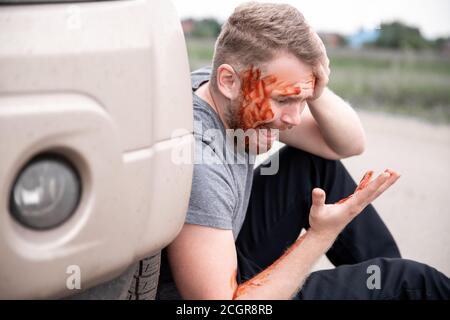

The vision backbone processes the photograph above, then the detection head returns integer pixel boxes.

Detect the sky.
[171,0,450,39]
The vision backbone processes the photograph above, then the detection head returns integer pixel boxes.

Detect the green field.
[186,37,450,123]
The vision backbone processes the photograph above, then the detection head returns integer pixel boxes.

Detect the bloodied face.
[226,52,316,154]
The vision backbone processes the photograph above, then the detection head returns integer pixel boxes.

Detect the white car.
[0,0,194,299]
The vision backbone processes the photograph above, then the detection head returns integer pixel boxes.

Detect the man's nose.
[280,104,302,127]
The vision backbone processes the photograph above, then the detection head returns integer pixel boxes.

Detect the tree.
[433,37,450,51]
[374,21,430,50]
[191,18,222,38]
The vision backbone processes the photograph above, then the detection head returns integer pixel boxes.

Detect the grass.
[185,37,450,124]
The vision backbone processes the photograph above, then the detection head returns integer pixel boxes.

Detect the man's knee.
[281,145,341,170]
[373,257,430,277]
[370,258,449,298]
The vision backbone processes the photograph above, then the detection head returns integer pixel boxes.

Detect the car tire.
[126,252,161,300]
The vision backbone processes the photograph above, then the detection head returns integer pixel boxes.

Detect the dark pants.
[235,146,450,299]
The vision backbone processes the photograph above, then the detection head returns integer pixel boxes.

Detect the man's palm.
[309,169,401,239]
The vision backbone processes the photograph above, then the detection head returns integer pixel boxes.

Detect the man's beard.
[223,98,242,131]
[223,99,276,155]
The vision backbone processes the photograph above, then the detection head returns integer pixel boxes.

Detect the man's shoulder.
[191,66,212,90]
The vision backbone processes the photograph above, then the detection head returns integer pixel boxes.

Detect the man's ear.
[215,64,240,100]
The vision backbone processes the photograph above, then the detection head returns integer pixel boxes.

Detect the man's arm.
[308,88,366,157]
[280,89,366,160]
[167,223,331,300]
[280,32,366,160]
[167,170,400,299]
[167,225,238,299]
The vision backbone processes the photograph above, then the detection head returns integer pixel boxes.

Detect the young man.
[157,2,450,299]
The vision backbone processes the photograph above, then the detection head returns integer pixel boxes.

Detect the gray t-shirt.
[186,67,254,239]
[157,67,255,299]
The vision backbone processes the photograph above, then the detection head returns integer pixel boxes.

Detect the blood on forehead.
[239,66,302,130]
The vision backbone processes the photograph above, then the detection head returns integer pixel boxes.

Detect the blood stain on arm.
[231,232,308,299]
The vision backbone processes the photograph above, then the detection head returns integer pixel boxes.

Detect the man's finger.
[314,64,327,81]
[312,64,328,96]
[368,170,401,202]
[354,169,401,207]
[324,58,331,77]
[312,188,326,207]
[355,170,374,191]
[352,171,390,205]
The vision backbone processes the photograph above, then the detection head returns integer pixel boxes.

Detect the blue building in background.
[347,29,381,49]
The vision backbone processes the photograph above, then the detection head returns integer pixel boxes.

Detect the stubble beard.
[224,98,274,155]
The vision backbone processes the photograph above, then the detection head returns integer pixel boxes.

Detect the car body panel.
[0,0,194,299]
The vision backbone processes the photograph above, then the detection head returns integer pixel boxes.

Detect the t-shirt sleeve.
[185,145,236,230]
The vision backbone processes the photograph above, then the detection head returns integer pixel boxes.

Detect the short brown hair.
[211,2,322,90]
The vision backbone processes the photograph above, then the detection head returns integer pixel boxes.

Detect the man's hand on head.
[308,32,331,102]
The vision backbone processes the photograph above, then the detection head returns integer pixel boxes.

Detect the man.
[157,2,450,299]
